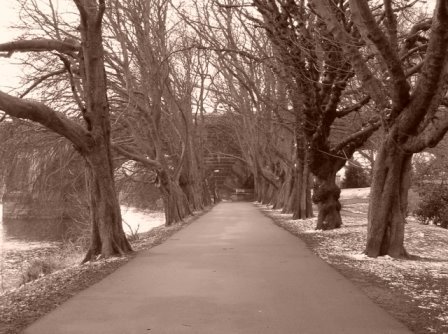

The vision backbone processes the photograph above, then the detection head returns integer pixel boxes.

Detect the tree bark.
[365,139,411,258]
[157,170,192,226]
[292,155,313,219]
[76,0,132,261]
[274,168,292,210]
[313,175,342,230]
[83,147,132,262]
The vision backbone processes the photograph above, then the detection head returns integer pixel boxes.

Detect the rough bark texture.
[157,170,192,226]
[83,149,132,261]
[311,152,345,230]
[313,175,342,230]
[312,0,448,256]
[0,1,133,261]
[76,0,132,261]
[365,140,411,258]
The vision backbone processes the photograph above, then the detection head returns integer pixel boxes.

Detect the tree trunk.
[313,170,342,230]
[254,170,264,202]
[83,147,132,262]
[292,156,313,219]
[365,140,411,258]
[274,169,292,210]
[179,171,203,211]
[78,2,132,261]
[157,170,192,226]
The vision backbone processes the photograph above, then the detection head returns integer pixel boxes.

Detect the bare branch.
[112,144,161,170]
[19,69,65,98]
[403,112,448,153]
[0,39,80,57]
[97,0,106,26]
[349,0,410,111]
[333,117,381,152]
[336,96,371,117]
[0,91,90,151]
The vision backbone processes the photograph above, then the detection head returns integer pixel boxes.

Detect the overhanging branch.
[0,39,80,57]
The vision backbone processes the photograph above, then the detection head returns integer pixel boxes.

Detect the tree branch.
[97,0,106,26]
[310,0,389,111]
[19,69,66,98]
[112,144,161,169]
[0,39,80,57]
[333,117,381,152]
[398,0,448,135]
[349,0,410,111]
[336,96,371,117]
[402,112,448,153]
[0,91,90,151]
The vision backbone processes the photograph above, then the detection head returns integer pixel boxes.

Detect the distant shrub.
[414,184,448,228]
[20,244,83,285]
[341,160,370,189]
[21,258,62,285]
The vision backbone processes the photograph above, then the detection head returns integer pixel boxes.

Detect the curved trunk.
[158,170,192,226]
[313,171,342,230]
[365,141,411,258]
[83,147,132,262]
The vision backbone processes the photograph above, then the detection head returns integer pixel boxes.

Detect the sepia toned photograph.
[0,0,447,333]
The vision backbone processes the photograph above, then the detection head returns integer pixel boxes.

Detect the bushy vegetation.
[21,258,62,285]
[341,160,370,189]
[414,184,448,228]
[20,243,84,285]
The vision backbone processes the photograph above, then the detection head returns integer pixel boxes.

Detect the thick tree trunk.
[78,2,132,262]
[83,147,132,262]
[180,172,203,211]
[313,172,342,230]
[254,170,264,202]
[274,169,292,210]
[179,130,208,211]
[157,170,192,226]
[365,141,411,258]
[292,154,313,219]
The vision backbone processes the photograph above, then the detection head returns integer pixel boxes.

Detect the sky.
[0,0,439,93]
[0,1,22,91]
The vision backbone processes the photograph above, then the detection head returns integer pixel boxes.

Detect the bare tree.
[312,0,448,257]
[104,0,214,224]
[0,0,132,261]
[250,0,379,229]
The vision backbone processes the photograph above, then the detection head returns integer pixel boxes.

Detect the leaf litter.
[258,188,448,334]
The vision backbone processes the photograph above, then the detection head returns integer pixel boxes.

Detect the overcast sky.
[0,0,439,93]
[0,1,22,91]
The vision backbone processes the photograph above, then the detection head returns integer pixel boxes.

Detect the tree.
[341,159,370,189]
[182,1,313,218]
[103,0,206,225]
[312,0,448,257]
[0,0,132,261]
[251,0,379,229]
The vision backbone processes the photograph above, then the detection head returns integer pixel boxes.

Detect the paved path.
[24,202,411,334]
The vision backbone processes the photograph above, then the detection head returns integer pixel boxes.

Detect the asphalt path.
[24,202,412,334]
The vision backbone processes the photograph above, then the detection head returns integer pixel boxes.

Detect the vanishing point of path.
[24,202,412,334]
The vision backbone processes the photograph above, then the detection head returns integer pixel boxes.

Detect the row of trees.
[1,0,448,260]
[189,0,448,257]
[0,0,215,261]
